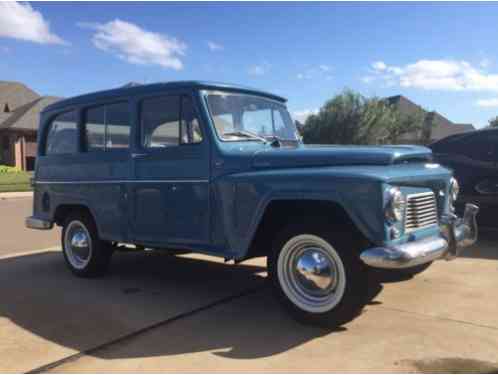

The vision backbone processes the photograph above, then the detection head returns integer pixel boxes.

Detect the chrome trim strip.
[360,237,448,269]
[34,179,209,184]
[404,191,438,233]
[361,203,479,269]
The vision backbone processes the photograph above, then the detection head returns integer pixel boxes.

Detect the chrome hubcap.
[277,234,346,313]
[295,248,337,296]
[64,221,92,269]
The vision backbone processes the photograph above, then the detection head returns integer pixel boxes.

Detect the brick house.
[0,81,60,170]
[386,95,475,144]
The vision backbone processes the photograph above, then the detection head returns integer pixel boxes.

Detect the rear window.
[45,111,78,155]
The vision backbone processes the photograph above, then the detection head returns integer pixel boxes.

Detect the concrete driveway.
[0,235,497,373]
[0,197,59,256]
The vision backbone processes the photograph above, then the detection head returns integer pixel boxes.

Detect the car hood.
[251,144,433,169]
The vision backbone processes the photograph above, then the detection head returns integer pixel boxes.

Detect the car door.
[78,101,132,241]
[434,131,498,226]
[129,92,210,246]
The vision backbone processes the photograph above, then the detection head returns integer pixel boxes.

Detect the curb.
[0,191,33,200]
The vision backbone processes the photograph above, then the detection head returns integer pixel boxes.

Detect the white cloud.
[475,98,498,108]
[0,2,66,45]
[372,61,387,71]
[207,41,223,51]
[319,64,331,72]
[366,59,498,92]
[293,109,318,123]
[248,62,271,76]
[480,58,491,68]
[80,19,186,70]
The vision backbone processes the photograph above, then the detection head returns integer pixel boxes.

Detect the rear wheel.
[61,211,112,277]
[268,223,369,327]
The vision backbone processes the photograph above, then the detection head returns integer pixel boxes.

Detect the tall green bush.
[302,89,424,145]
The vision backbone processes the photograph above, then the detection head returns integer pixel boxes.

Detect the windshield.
[205,91,299,142]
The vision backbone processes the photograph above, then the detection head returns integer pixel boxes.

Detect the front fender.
[213,170,385,260]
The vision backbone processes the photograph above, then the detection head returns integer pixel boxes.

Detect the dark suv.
[430,128,497,228]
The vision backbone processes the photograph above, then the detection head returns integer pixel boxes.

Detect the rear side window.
[85,106,105,151]
[45,111,78,155]
[106,102,131,149]
[84,102,130,151]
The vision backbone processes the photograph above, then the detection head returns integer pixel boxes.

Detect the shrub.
[0,165,22,174]
[302,89,424,145]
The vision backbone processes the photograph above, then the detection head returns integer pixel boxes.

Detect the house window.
[3,103,10,113]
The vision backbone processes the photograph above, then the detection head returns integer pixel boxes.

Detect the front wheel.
[268,224,369,327]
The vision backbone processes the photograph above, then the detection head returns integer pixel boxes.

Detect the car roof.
[430,126,498,148]
[43,81,287,113]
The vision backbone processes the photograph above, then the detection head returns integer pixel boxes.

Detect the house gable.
[0,81,40,113]
[387,95,475,142]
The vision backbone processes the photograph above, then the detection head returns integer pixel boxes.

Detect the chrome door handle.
[131,153,147,159]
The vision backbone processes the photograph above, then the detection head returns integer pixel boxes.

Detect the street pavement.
[0,199,497,372]
[0,197,59,257]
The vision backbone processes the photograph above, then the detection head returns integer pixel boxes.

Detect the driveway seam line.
[26,286,264,374]
[0,247,59,260]
[377,305,498,331]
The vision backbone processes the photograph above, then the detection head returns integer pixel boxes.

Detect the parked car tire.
[61,210,112,277]
[268,223,369,327]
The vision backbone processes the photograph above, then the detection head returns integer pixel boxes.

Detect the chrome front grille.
[405,191,438,232]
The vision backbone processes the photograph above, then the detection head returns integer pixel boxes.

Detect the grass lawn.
[0,172,32,193]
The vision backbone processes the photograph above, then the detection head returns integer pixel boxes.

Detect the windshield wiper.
[223,130,268,143]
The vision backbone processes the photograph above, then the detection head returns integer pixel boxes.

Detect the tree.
[488,116,498,128]
[302,89,424,145]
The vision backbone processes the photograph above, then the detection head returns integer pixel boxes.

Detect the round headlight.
[449,177,459,210]
[385,187,405,223]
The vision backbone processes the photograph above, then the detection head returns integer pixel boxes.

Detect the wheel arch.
[241,198,370,261]
[54,204,98,231]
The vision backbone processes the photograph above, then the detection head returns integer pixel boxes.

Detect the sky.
[1,2,498,127]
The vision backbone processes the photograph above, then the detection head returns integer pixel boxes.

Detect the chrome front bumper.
[25,216,53,230]
[360,203,479,269]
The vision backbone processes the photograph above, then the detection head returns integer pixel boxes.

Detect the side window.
[85,106,105,152]
[462,134,495,162]
[106,102,130,149]
[45,111,78,155]
[180,96,203,144]
[141,96,180,148]
[84,102,130,152]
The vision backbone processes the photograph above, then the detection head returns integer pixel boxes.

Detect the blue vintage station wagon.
[26,81,478,326]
